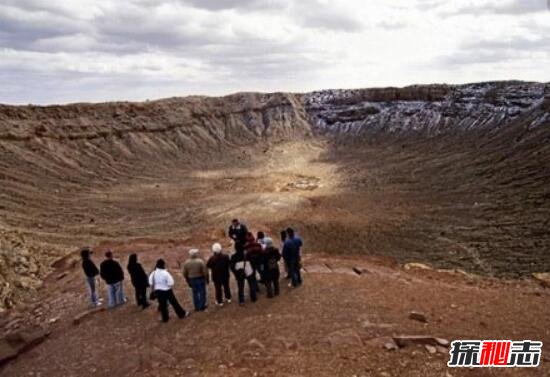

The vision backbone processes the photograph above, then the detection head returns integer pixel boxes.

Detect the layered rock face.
[301,81,550,279]
[0,92,311,310]
[305,81,549,135]
[2,82,546,159]
[0,92,310,144]
[0,82,549,310]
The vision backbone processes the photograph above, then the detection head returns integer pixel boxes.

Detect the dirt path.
[1,238,549,376]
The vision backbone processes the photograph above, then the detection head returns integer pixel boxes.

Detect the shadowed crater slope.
[1,81,549,308]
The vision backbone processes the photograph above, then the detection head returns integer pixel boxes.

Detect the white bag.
[244,261,254,277]
[235,261,245,270]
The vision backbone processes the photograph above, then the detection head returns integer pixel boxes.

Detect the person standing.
[149,259,187,322]
[127,253,150,309]
[99,250,126,308]
[244,232,263,291]
[261,238,281,298]
[183,249,209,312]
[280,230,290,279]
[228,218,248,248]
[206,243,232,306]
[230,243,257,305]
[256,231,267,249]
[287,227,303,286]
[283,228,303,287]
[80,247,101,307]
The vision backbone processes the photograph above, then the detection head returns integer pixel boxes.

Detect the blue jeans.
[190,277,207,311]
[107,281,125,308]
[86,276,98,305]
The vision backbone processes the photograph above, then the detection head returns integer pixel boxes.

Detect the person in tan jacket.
[183,249,209,311]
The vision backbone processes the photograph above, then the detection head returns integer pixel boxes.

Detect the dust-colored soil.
[1,86,549,375]
[1,240,549,377]
[1,140,549,376]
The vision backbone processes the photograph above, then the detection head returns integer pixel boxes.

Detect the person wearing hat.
[206,243,232,306]
[80,247,102,307]
[182,249,209,311]
[260,237,282,298]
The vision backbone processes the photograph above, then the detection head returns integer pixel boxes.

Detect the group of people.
[80,219,304,322]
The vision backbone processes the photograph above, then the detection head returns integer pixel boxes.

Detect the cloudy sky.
[0,0,549,104]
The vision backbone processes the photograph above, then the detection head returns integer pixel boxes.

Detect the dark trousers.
[284,260,291,279]
[214,279,231,304]
[249,271,261,293]
[156,289,186,322]
[255,263,265,284]
[265,270,280,298]
[236,277,257,304]
[288,260,302,287]
[134,286,148,308]
[237,278,245,304]
[247,275,258,302]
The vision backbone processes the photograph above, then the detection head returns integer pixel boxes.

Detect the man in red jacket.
[244,232,262,293]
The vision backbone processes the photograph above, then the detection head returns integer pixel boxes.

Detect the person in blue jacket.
[282,227,303,287]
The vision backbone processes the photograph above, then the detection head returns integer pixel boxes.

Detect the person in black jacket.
[127,253,150,309]
[244,232,262,292]
[206,243,232,306]
[230,243,256,305]
[100,250,126,308]
[228,218,248,248]
[80,247,101,307]
[260,238,281,298]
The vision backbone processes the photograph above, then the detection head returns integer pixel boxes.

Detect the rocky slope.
[0,92,311,142]
[0,81,549,314]
[305,81,549,135]
[1,240,549,377]
[299,82,550,279]
[0,92,311,311]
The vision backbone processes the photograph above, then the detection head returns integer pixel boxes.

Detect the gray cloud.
[376,20,408,30]
[0,0,344,104]
[298,12,362,32]
[438,50,515,66]
[444,0,548,16]
[0,0,546,104]
[436,32,550,67]
[465,36,550,52]
[0,0,362,54]
[181,0,287,11]
[0,3,87,50]
[293,1,363,32]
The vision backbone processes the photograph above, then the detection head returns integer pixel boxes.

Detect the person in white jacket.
[149,259,187,322]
